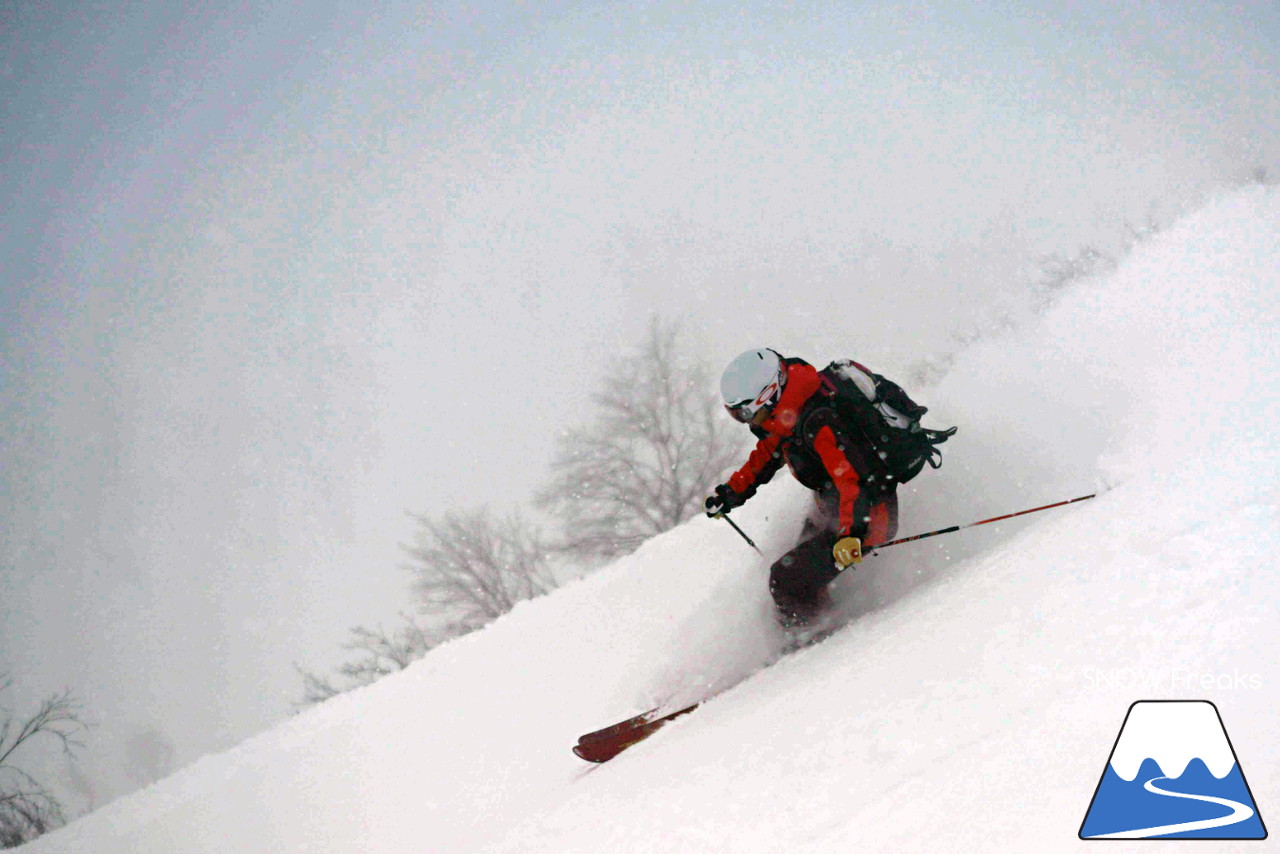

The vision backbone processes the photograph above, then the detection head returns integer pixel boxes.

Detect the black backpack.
[818,359,956,486]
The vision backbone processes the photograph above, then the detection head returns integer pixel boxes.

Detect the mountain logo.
[1080,700,1267,840]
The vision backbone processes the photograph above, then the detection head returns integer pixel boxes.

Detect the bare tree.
[297,511,553,706]
[296,616,436,706]
[1,679,87,848]
[538,316,747,561]
[404,509,555,633]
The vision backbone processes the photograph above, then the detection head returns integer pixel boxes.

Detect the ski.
[574,709,656,746]
[573,702,702,763]
[572,622,842,763]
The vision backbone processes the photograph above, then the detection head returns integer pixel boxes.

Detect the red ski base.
[572,702,701,763]
[572,619,846,762]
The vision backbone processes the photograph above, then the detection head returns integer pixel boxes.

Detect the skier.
[704,348,953,628]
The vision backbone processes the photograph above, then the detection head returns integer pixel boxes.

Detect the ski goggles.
[725,381,781,424]
[725,402,760,424]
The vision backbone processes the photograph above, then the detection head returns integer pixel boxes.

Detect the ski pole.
[870,493,1097,553]
[720,514,763,555]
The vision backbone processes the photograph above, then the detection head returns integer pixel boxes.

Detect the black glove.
[704,484,746,518]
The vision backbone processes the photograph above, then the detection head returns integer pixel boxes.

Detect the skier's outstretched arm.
[704,434,783,516]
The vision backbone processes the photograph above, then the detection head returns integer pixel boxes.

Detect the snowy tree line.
[297,316,745,704]
[6,315,728,845]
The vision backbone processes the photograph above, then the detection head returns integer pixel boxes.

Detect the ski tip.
[573,742,616,763]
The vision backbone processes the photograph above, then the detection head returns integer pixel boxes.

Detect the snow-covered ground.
[24,186,1278,852]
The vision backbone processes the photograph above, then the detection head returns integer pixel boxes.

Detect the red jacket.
[726,359,890,539]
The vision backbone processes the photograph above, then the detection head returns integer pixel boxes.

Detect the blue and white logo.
[1080,700,1267,840]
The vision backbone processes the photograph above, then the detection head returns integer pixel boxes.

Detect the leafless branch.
[295,615,440,706]
[403,509,555,630]
[0,679,87,847]
[537,315,747,562]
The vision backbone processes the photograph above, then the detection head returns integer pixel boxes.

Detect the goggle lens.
[726,379,781,425]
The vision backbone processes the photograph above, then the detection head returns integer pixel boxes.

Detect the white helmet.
[720,349,785,423]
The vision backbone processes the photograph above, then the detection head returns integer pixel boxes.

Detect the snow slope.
[24,187,1279,852]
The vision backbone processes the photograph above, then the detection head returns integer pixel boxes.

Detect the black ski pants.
[769,490,898,625]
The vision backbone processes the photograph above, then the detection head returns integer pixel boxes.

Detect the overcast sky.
[3,0,1278,810]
